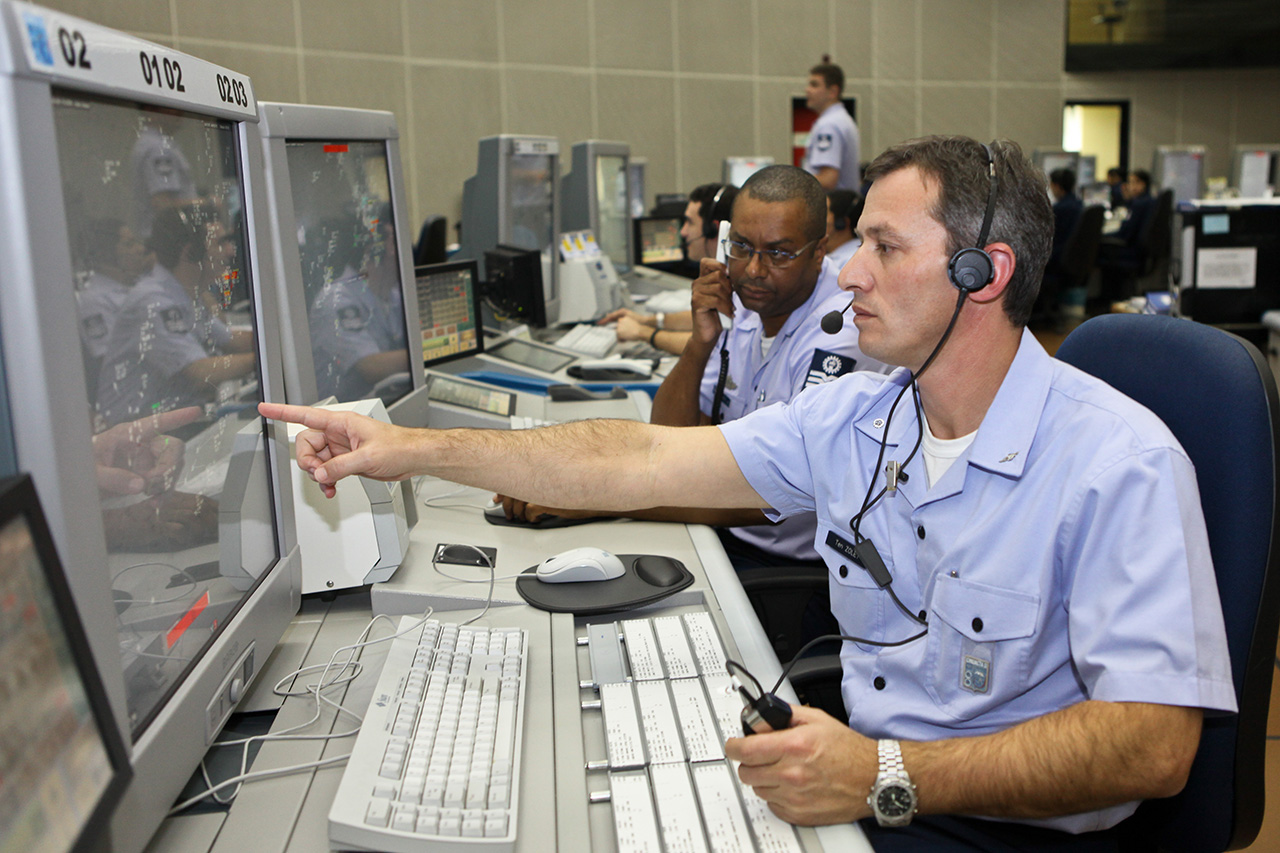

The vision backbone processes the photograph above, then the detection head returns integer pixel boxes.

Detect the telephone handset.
[715,220,731,265]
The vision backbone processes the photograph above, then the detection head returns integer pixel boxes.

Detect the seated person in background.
[1105,166,1125,210]
[76,218,154,385]
[1047,167,1082,273]
[96,204,255,426]
[825,188,863,272]
[308,207,411,404]
[1096,169,1155,298]
[503,165,889,580]
[598,183,740,355]
[261,135,1233,850]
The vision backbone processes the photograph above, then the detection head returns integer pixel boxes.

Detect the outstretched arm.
[258,401,765,511]
[726,700,1200,826]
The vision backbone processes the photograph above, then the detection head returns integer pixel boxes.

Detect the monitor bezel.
[0,7,302,850]
[415,258,485,369]
[563,139,632,273]
[256,100,429,427]
[0,473,133,853]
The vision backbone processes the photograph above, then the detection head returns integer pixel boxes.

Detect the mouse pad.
[515,554,694,615]
[482,508,599,530]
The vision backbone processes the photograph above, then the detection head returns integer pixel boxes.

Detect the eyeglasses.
[721,238,817,270]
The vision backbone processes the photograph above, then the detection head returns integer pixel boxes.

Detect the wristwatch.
[868,739,918,827]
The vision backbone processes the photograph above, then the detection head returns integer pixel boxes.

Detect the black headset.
[945,142,999,294]
[701,185,732,240]
[831,190,860,232]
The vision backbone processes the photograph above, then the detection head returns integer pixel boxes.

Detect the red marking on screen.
[167,591,209,649]
[323,144,349,153]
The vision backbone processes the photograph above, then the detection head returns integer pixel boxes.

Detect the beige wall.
[41,0,1280,233]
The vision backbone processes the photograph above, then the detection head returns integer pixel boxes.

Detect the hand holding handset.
[715,220,731,265]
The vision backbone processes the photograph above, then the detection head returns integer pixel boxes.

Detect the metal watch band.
[878,738,908,777]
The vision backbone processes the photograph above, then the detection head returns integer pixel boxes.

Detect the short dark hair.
[864,135,1052,328]
[149,204,212,270]
[689,183,738,232]
[1130,169,1152,192]
[81,217,127,269]
[736,165,828,243]
[827,189,862,232]
[809,62,844,93]
[1049,168,1077,195]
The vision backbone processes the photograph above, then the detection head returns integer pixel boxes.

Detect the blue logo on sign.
[23,12,54,66]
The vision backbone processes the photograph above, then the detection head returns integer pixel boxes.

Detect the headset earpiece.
[946,142,998,294]
[702,185,730,240]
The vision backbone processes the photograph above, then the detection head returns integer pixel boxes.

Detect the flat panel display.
[416,260,482,368]
[0,476,129,853]
[594,153,630,271]
[284,139,412,406]
[52,90,278,736]
[485,339,575,374]
[635,216,684,265]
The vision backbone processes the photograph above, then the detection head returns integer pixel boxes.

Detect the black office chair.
[1056,313,1280,852]
[1036,204,1106,323]
[413,215,448,267]
[1098,189,1175,301]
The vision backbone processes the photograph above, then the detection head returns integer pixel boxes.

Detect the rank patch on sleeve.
[805,349,856,388]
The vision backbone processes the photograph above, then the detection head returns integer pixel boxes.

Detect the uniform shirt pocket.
[924,574,1040,721]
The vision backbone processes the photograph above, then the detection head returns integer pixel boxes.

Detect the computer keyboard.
[553,323,617,358]
[580,611,804,853]
[329,617,529,853]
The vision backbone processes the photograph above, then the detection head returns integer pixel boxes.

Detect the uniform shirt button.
[972,617,984,633]
[873,676,886,690]
[839,565,848,578]
[916,525,926,539]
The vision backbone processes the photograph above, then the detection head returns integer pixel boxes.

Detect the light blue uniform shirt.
[803,103,861,191]
[699,258,888,561]
[96,265,233,425]
[308,274,406,401]
[720,328,1235,833]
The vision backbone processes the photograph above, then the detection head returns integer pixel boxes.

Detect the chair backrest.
[414,215,448,266]
[1058,204,1107,287]
[1137,189,1175,277]
[1056,313,1280,852]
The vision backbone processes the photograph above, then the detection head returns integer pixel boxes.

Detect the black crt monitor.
[0,474,131,853]
[1232,145,1280,198]
[722,156,774,187]
[256,102,428,427]
[0,6,302,851]
[633,215,684,266]
[457,135,561,323]
[483,244,548,329]
[1154,146,1207,206]
[416,259,483,369]
[561,139,631,273]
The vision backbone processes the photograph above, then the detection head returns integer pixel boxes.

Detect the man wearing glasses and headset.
[497,165,888,580]
[260,137,1231,851]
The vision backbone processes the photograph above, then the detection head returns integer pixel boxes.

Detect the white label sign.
[12,1,255,118]
[1196,247,1258,290]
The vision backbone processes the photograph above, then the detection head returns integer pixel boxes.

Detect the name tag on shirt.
[805,349,856,388]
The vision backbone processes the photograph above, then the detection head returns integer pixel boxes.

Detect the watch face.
[877,784,914,817]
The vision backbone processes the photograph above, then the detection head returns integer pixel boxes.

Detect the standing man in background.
[803,60,860,191]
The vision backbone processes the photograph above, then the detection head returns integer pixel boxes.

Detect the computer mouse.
[535,546,626,583]
[633,555,686,588]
